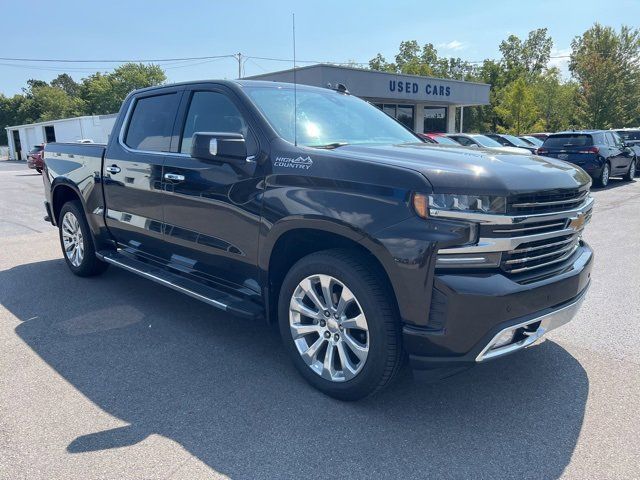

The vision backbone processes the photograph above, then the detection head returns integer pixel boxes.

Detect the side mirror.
[191,132,247,163]
[468,143,479,149]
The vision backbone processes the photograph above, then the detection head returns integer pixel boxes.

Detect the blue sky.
[2,0,638,95]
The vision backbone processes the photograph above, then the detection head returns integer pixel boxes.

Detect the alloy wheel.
[61,211,84,267]
[289,274,369,382]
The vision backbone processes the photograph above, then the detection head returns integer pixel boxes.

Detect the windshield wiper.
[308,142,349,149]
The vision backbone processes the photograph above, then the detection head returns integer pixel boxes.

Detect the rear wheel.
[623,158,636,181]
[58,201,109,277]
[278,249,402,400]
[597,162,610,187]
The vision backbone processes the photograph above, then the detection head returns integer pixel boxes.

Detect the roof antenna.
[292,13,298,147]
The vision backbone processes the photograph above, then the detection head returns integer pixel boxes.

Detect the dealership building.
[248,64,490,134]
[4,64,490,160]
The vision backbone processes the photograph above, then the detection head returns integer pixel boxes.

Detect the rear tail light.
[578,146,599,154]
[537,148,547,155]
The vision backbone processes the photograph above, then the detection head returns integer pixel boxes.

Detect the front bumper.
[405,243,592,369]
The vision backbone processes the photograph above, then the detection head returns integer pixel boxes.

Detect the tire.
[58,200,109,277]
[623,158,636,181]
[597,161,611,187]
[278,249,402,401]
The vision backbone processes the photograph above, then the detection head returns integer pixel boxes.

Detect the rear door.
[159,85,264,293]
[103,87,184,260]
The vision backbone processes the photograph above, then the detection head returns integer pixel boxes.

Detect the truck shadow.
[1,259,588,479]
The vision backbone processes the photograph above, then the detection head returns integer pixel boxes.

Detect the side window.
[180,91,257,154]
[610,132,623,147]
[124,93,180,152]
[455,136,471,146]
[606,133,615,146]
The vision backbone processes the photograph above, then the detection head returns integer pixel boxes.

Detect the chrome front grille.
[482,219,568,237]
[507,189,589,215]
[436,194,594,277]
[501,233,581,274]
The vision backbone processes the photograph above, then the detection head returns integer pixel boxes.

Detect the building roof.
[246,63,490,106]
[247,63,490,87]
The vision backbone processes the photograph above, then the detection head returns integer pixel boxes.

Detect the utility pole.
[236,52,242,79]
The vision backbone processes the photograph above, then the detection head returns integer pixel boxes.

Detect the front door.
[608,132,633,173]
[161,87,263,293]
[103,88,184,260]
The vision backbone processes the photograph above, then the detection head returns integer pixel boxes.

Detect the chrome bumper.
[475,287,588,362]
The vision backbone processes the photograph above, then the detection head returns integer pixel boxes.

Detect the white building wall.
[5,114,117,160]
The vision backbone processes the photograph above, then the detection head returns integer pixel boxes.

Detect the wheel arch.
[263,220,400,325]
[51,180,85,224]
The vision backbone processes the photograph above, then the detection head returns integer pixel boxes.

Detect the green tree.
[570,23,639,128]
[369,41,440,76]
[499,28,553,81]
[80,63,166,115]
[532,69,579,131]
[32,86,84,121]
[50,73,80,97]
[368,53,395,72]
[0,94,27,144]
[617,26,640,125]
[463,60,505,132]
[0,62,167,143]
[495,77,541,134]
[79,72,118,115]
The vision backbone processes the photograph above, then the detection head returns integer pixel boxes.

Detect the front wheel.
[623,159,636,181]
[58,201,109,277]
[278,249,403,401]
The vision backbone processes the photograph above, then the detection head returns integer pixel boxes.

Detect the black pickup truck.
[42,80,594,400]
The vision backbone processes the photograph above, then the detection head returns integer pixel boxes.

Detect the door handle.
[105,165,121,174]
[164,173,185,182]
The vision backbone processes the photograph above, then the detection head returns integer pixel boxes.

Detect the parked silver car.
[446,133,530,155]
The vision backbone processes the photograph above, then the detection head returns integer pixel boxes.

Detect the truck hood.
[332,143,591,195]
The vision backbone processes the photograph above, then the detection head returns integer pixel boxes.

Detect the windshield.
[543,134,593,148]
[521,136,543,146]
[616,130,640,141]
[471,135,503,148]
[502,134,530,147]
[244,86,419,147]
[433,135,460,145]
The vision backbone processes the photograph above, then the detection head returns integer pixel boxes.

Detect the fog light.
[491,329,516,349]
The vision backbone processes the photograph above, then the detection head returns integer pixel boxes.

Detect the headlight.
[428,193,506,215]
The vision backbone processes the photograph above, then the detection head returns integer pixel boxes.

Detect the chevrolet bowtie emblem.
[568,213,586,231]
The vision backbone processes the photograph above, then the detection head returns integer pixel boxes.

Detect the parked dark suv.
[538,131,637,187]
[615,129,640,163]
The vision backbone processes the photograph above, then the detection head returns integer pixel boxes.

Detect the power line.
[0,54,236,63]
[0,53,573,73]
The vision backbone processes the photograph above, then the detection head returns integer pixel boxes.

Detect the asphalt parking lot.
[1,159,639,480]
